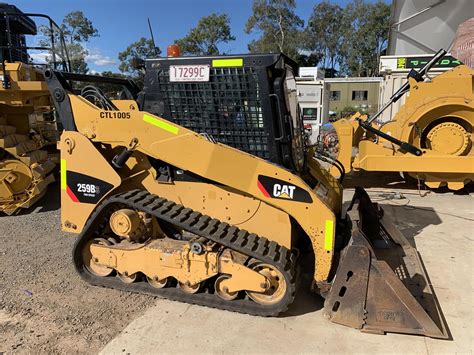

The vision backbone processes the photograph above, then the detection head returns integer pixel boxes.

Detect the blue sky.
[15,0,384,73]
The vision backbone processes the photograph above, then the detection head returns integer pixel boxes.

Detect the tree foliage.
[303,0,390,77]
[112,0,389,79]
[61,11,99,43]
[304,2,349,75]
[175,13,236,55]
[342,0,391,76]
[66,43,89,74]
[39,11,98,73]
[245,0,304,59]
[118,37,160,76]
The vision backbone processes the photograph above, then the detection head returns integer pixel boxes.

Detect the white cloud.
[29,46,116,67]
[29,52,49,63]
[86,48,116,66]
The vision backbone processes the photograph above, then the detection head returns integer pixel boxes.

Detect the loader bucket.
[324,187,449,338]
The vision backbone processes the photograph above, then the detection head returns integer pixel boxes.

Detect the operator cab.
[140,53,307,173]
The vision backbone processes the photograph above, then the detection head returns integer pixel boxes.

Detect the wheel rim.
[117,272,137,283]
[0,159,33,197]
[215,275,238,301]
[179,281,200,294]
[425,122,471,156]
[83,239,113,277]
[246,262,286,306]
[147,276,168,289]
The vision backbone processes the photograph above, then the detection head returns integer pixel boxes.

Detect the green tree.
[245,0,304,59]
[175,13,236,55]
[61,11,99,43]
[39,11,99,73]
[67,43,89,74]
[342,0,390,76]
[118,37,160,76]
[304,1,349,75]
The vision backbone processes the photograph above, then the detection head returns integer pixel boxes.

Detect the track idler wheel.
[245,260,286,306]
[215,275,239,301]
[83,239,114,277]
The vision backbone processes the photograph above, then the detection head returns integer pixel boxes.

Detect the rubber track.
[73,189,298,316]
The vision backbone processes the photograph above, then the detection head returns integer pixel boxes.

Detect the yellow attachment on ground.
[0,62,57,214]
[328,65,474,190]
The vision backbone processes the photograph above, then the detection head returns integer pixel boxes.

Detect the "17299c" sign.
[170,65,210,82]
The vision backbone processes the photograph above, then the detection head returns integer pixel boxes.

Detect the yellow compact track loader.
[44,54,448,337]
[322,50,473,190]
[0,4,70,214]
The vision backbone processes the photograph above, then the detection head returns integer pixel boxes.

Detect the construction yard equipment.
[321,49,473,190]
[0,4,69,214]
[44,53,448,338]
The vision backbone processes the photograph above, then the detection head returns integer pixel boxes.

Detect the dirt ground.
[0,182,152,353]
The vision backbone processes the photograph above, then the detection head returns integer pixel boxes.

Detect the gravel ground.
[0,183,152,353]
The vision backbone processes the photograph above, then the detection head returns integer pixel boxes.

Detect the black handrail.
[1,10,71,72]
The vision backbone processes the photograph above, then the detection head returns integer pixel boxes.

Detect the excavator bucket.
[324,187,449,338]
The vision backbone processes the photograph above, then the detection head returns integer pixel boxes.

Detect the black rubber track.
[72,189,298,316]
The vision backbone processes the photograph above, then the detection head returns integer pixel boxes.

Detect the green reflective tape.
[143,114,179,135]
[212,58,243,67]
[324,220,334,251]
[60,159,67,190]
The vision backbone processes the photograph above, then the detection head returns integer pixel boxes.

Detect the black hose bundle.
[80,85,118,111]
[314,151,346,184]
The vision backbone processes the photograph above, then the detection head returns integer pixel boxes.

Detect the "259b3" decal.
[66,171,114,204]
[77,183,100,197]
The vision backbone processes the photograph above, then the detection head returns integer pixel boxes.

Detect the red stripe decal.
[257,180,270,198]
[66,186,79,202]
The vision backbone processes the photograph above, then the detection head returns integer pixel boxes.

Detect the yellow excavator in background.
[0,4,70,214]
[320,49,473,190]
[43,52,448,337]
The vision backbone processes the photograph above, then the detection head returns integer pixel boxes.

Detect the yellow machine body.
[46,69,448,338]
[0,62,57,214]
[331,65,473,190]
[60,95,341,284]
